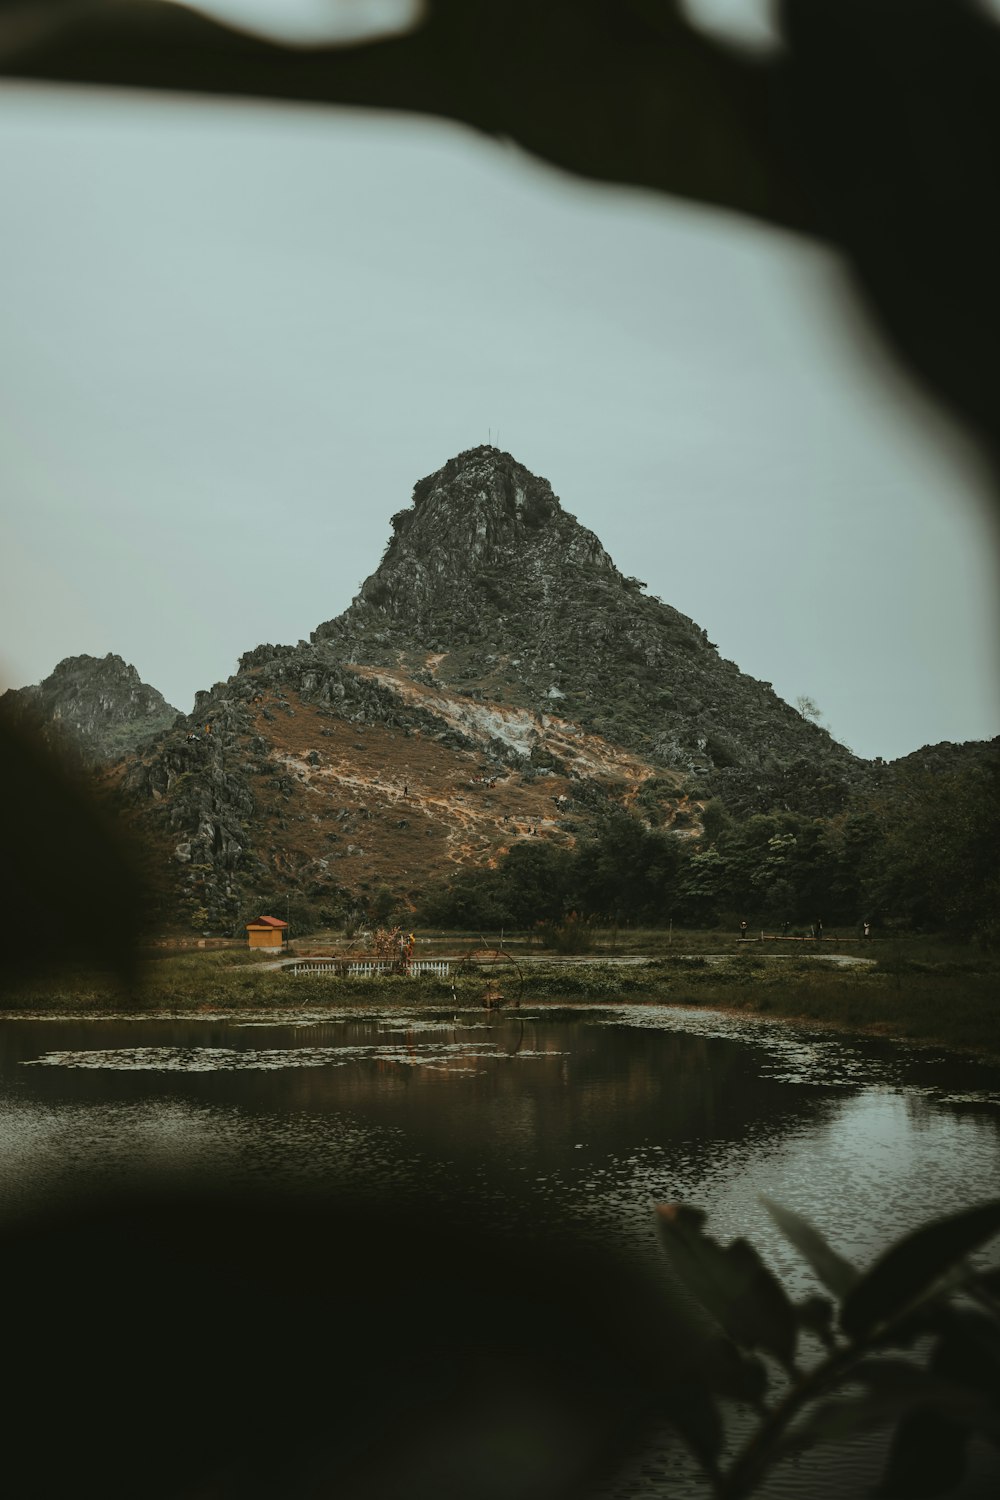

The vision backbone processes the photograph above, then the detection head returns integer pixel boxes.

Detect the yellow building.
[245,915,289,950]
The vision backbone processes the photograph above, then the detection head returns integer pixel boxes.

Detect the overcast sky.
[1,78,997,762]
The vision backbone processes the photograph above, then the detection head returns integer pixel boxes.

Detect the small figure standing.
[781,920,790,937]
[739,918,748,941]
[815,918,824,941]
[863,920,871,941]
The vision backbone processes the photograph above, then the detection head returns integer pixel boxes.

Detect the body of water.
[2,1002,998,1498]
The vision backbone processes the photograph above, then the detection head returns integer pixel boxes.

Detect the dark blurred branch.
[5,1,1000,474]
[0,1,808,230]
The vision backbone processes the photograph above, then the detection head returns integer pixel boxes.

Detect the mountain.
[312,447,855,798]
[111,447,864,933]
[2,653,178,764]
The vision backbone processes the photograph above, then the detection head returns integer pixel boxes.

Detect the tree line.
[417,749,1000,943]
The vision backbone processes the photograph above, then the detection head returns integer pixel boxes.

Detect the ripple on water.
[601,1004,1000,1107]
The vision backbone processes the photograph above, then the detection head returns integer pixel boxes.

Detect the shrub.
[537,912,596,954]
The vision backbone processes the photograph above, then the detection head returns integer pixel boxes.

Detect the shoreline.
[2,949,997,1061]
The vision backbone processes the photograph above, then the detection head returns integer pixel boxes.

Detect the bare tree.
[795,694,823,724]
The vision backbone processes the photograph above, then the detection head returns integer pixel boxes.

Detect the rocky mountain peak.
[2,652,178,763]
[296,447,858,812]
[48,652,139,689]
[311,447,618,655]
[401,445,616,572]
[391,445,615,570]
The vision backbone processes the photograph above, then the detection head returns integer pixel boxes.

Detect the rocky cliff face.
[3,654,178,764]
[111,447,866,933]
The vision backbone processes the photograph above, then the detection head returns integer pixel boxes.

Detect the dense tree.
[417,744,999,942]
[572,814,682,924]
[852,761,1000,940]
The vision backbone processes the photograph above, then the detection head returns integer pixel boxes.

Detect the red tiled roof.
[246,915,289,929]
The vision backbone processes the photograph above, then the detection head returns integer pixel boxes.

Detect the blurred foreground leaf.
[761,1194,860,1300]
[657,1202,799,1371]
[0,709,146,994]
[841,1199,1000,1340]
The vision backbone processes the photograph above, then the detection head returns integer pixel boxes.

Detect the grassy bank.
[680,956,1000,1057]
[2,944,998,1057]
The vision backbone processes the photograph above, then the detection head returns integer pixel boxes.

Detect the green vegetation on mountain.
[420,738,1000,945]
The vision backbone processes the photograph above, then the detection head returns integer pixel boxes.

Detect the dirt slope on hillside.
[241,685,695,912]
[116,674,700,931]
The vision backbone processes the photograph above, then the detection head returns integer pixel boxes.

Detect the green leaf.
[928,1308,1000,1418]
[701,1335,770,1404]
[760,1196,859,1300]
[841,1199,1000,1340]
[665,1385,724,1472]
[857,1356,999,1428]
[970,1265,1000,1305]
[656,1203,799,1369]
[774,1358,995,1467]
[795,1294,836,1346]
[878,1406,969,1499]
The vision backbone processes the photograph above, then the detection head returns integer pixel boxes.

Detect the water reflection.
[3,1006,998,1257]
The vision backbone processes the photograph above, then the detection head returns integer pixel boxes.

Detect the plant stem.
[715,1341,862,1499]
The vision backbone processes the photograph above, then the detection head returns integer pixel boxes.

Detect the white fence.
[289,959,450,978]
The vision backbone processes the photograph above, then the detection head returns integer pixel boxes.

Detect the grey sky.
[1,81,997,762]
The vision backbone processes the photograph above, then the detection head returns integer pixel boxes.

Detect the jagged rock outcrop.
[119,696,260,931]
[2,653,178,764]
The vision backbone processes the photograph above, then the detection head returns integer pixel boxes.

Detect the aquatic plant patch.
[22,1040,565,1072]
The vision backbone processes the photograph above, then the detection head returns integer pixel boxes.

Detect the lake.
[2,1002,998,1498]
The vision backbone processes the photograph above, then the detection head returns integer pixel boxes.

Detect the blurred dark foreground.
[3,1180,693,1500]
